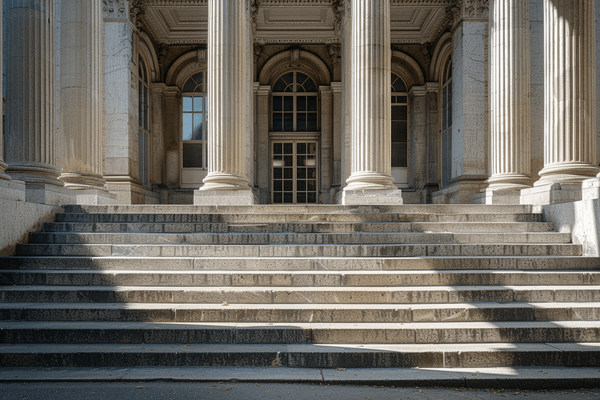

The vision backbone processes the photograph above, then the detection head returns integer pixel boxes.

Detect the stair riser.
[4,349,594,369]
[64,204,535,214]
[55,214,545,224]
[2,257,598,271]
[2,306,598,323]
[2,272,599,287]
[0,327,598,345]
[42,222,555,234]
[27,232,572,246]
[15,244,582,257]
[3,288,599,304]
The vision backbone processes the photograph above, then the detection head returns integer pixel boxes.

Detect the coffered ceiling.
[142,0,452,45]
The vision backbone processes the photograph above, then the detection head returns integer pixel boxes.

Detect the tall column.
[196,0,253,204]
[4,0,61,185]
[536,0,598,185]
[59,0,106,189]
[486,0,533,192]
[341,0,402,205]
[0,0,8,181]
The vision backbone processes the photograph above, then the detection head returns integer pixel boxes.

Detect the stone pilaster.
[340,0,402,205]
[196,0,253,205]
[255,85,270,204]
[4,0,61,186]
[59,0,106,190]
[536,0,598,185]
[486,0,533,192]
[0,0,8,181]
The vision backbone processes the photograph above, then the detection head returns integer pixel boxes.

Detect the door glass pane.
[182,113,193,141]
[297,113,307,131]
[183,97,193,112]
[194,97,203,112]
[284,114,293,131]
[183,143,203,168]
[193,113,203,141]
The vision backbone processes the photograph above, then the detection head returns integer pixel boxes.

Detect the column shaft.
[487,0,533,190]
[0,0,8,181]
[59,0,106,189]
[344,0,396,191]
[201,0,251,191]
[536,0,598,185]
[5,0,60,185]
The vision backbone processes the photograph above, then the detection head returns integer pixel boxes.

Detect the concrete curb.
[0,367,598,389]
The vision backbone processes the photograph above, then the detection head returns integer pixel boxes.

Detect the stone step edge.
[0,366,597,389]
[0,342,597,371]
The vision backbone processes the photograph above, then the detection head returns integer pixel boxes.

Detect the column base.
[23,183,117,206]
[473,189,523,205]
[6,165,63,187]
[521,183,583,206]
[534,163,600,187]
[194,189,255,205]
[0,161,10,181]
[336,189,403,205]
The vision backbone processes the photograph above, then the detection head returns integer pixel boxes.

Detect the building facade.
[1,0,600,207]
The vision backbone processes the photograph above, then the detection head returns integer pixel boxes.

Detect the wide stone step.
[27,232,571,246]
[2,270,600,287]
[42,221,556,234]
[1,342,597,368]
[63,204,535,215]
[0,321,599,344]
[2,256,598,271]
[14,243,582,257]
[2,285,598,304]
[1,302,598,323]
[55,212,544,224]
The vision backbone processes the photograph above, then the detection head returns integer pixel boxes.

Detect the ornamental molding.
[141,0,454,6]
[103,0,128,19]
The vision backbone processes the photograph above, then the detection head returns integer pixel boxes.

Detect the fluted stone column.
[59,0,106,189]
[340,0,402,205]
[195,0,253,205]
[0,0,8,181]
[536,0,598,185]
[486,0,533,193]
[4,0,61,185]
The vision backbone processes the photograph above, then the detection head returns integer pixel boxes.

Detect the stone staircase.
[1,204,600,369]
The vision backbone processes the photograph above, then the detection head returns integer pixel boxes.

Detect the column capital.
[256,85,271,96]
[331,82,343,93]
[163,86,182,98]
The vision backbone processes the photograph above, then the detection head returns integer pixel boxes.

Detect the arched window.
[271,71,318,132]
[391,73,409,169]
[182,72,207,169]
[138,56,150,187]
[440,56,452,187]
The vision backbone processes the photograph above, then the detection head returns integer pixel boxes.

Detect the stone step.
[1,302,598,323]
[55,212,544,224]
[0,320,599,345]
[2,270,600,287]
[14,243,582,257]
[63,204,535,215]
[0,342,597,369]
[2,256,598,271]
[27,232,571,246]
[42,221,556,234]
[2,285,598,304]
